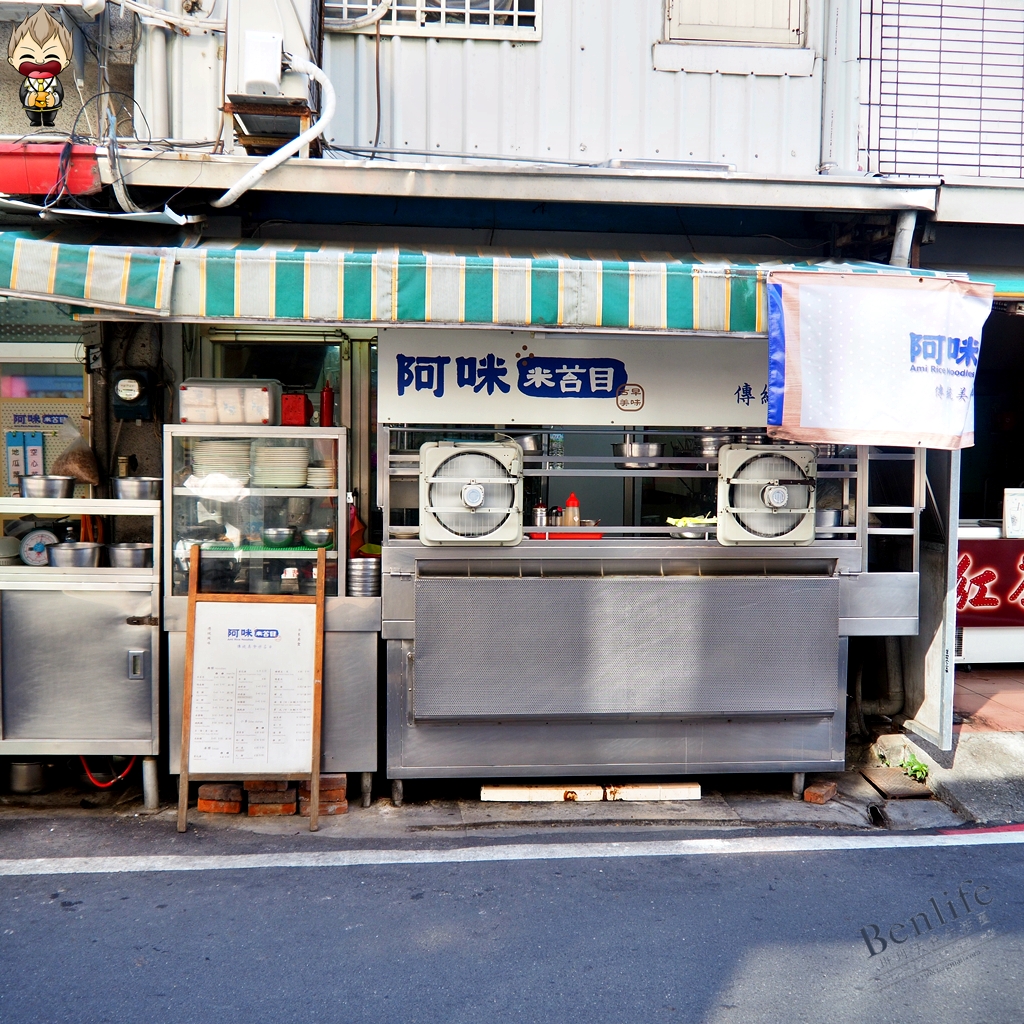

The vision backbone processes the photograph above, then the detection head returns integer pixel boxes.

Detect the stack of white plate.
[192,440,251,480]
[253,445,309,487]
[306,464,337,489]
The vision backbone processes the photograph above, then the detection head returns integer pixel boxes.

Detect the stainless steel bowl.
[19,475,74,499]
[112,477,162,500]
[612,443,663,469]
[107,542,154,568]
[46,541,102,567]
[261,527,295,547]
[302,528,334,548]
[699,430,733,459]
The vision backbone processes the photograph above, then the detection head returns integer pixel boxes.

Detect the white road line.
[0,830,1023,876]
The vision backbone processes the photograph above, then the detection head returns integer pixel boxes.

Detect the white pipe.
[889,210,917,267]
[211,55,336,208]
[121,0,226,32]
[144,7,170,140]
[327,0,391,31]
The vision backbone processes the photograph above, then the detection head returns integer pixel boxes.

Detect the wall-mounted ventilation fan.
[419,441,523,546]
[717,444,816,546]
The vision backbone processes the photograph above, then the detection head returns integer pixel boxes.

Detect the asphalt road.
[1,830,1022,1024]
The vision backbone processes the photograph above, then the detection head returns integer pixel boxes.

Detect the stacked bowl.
[253,445,309,487]
[306,463,337,489]
[346,557,380,597]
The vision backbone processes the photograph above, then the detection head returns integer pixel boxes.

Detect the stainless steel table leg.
[391,779,403,807]
[142,757,159,811]
[361,771,372,808]
[792,772,806,799]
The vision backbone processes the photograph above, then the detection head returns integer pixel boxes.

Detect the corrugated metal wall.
[323,0,827,176]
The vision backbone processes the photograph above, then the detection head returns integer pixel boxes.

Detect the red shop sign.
[957,539,1024,627]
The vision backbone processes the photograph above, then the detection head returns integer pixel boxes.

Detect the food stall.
[956,507,1024,663]
[378,326,929,794]
[163,422,380,789]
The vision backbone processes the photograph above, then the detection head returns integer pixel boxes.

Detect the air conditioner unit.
[419,441,523,546]
[717,444,816,546]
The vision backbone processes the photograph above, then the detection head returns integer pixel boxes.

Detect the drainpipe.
[889,210,917,268]
[141,1,170,141]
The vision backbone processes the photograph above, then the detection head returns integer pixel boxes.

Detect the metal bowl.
[107,542,154,568]
[46,542,102,567]
[112,477,162,500]
[612,443,663,469]
[261,527,295,547]
[19,475,75,499]
[302,527,334,548]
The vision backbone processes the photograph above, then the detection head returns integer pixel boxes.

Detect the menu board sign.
[957,539,1024,628]
[188,601,317,774]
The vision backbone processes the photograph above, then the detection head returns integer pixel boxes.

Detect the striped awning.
[0,230,174,316]
[0,232,961,331]
[166,243,952,333]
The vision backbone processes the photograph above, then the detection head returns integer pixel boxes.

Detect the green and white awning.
[0,230,173,316]
[0,231,964,332]
[168,243,951,333]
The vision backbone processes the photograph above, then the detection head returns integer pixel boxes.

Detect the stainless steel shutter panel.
[413,576,840,719]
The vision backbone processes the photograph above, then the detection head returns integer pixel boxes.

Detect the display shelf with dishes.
[164,426,345,598]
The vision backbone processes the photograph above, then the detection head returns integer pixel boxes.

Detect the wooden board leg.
[177,770,189,832]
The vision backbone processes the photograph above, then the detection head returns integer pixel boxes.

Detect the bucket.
[10,762,44,794]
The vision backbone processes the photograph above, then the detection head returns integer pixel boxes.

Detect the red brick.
[247,801,296,816]
[300,774,346,796]
[247,787,296,804]
[804,781,838,805]
[244,780,289,792]
[298,796,348,816]
[197,799,241,814]
[198,783,242,802]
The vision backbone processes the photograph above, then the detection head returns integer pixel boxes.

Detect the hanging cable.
[373,16,382,150]
[211,54,336,208]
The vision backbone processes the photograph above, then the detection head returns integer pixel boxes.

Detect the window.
[666,0,804,47]
[325,0,541,40]
[861,0,1024,178]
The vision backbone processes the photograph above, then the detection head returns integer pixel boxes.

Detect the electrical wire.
[80,755,137,788]
[373,16,382,150]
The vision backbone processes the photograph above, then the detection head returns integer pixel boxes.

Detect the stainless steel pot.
[112,477,161,500]
[107,542,154,568]
[612,443,663,469]
[815,509,842,539]
[19,475,74,498]
[46,542,102,567]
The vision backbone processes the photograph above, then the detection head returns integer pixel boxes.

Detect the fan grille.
[428,451,514,538]
[730,453,811,539]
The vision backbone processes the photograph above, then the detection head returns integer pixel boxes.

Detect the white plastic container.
[179,378,282,425]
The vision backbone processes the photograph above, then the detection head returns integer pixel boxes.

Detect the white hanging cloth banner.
[765,271,994,450]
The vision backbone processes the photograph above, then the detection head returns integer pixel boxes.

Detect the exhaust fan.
[419,441,523,546]
[717,444,816,546]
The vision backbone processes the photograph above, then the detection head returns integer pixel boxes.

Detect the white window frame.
[665,0,804,48]
[325,0,542,41]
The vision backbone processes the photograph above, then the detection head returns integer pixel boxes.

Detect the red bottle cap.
[566,492,579,507]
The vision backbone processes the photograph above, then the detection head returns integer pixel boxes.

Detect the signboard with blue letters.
[378,328,769,426]
[766,271,995,450]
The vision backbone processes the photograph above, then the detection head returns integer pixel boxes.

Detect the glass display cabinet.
[163,425,379,795]
[164,426,343,598]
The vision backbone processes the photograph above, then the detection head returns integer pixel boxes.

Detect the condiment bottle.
[319,378,334,428]
[565,492,581,527]
[532,502,547,527]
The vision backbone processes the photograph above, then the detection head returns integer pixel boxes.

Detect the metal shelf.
[0,498,160,515]
[189,547,339,559]
[172,487,338,498]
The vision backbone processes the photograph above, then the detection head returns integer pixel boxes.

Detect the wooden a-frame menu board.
[177,545,326,832]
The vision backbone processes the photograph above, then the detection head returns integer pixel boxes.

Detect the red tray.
[529,531,604,540]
